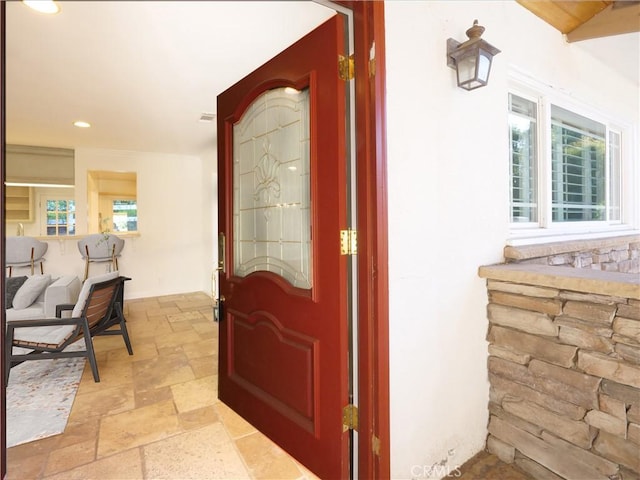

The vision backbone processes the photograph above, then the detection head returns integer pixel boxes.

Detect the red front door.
[217,15,350,479]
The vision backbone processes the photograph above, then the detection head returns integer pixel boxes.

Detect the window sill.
[507,225,640,246]
[504,231,640,262]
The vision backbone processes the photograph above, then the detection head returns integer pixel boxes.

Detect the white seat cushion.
[13,324,76,347]
[6,302,45,321]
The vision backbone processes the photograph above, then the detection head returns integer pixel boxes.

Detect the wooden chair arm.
[7,316,83,328]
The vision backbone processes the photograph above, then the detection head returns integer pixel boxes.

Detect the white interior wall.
[201,148,218,300]
[385,1,639,478]
[10,147,215,300]
[74,147,213,299]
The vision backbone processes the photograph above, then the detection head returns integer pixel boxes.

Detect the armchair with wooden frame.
[4,273,133,385]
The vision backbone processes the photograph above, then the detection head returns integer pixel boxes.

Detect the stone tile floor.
[7,292,319,480]
[7,291,532,480]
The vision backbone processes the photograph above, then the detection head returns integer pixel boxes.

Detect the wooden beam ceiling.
[517,0,640,41]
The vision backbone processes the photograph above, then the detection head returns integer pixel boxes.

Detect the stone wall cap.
[478,263,640,300]
[505,234,640,261]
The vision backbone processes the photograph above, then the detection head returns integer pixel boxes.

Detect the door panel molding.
[229,311,318,432]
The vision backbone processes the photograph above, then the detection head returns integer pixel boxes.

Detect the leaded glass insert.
[233,87,311,288]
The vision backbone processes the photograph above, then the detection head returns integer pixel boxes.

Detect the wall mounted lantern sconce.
[447,20,501,91]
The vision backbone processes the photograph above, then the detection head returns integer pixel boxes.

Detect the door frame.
[336,2,390,478]
[1,2,7,478]
[0,2,389,478]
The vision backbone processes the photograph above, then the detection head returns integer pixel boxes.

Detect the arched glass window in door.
[233,87,312,289]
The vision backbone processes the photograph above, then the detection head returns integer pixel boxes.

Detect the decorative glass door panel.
[233,87,311,289]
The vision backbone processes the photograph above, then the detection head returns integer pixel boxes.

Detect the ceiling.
[5,1,335,157]
[5,1,638,159]
[517,0,640,41]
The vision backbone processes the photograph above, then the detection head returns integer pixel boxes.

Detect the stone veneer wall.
[478,264,640,480]
[504,235,640,274]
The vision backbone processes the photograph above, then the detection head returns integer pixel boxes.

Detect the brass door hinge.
[339,54,355,81]
[342,404,359,432]
[340,229,358,255]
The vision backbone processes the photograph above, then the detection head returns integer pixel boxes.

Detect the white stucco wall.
[385,1,639,478]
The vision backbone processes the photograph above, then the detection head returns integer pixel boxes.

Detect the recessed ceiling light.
[22,1,60,14]
[73,121,91,128]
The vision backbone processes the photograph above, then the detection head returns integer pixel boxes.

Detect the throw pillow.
[72,271,119,318]
[5,276,28,309]
[12,274,52,310]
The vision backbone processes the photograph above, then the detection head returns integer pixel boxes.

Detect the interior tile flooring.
[7,291,532,480]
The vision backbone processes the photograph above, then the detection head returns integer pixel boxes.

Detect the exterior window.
[551,105,606,222]
[509,94,538,223]
[46,199,75,236]
[608,130,621,222]
[508,91,627,232]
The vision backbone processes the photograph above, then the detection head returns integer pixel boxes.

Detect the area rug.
[6,344,86,448]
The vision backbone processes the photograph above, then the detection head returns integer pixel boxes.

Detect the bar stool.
[77,233,124,280]
[6,237,48,276]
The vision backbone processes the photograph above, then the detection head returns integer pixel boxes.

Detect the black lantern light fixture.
[447,20,501,91]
